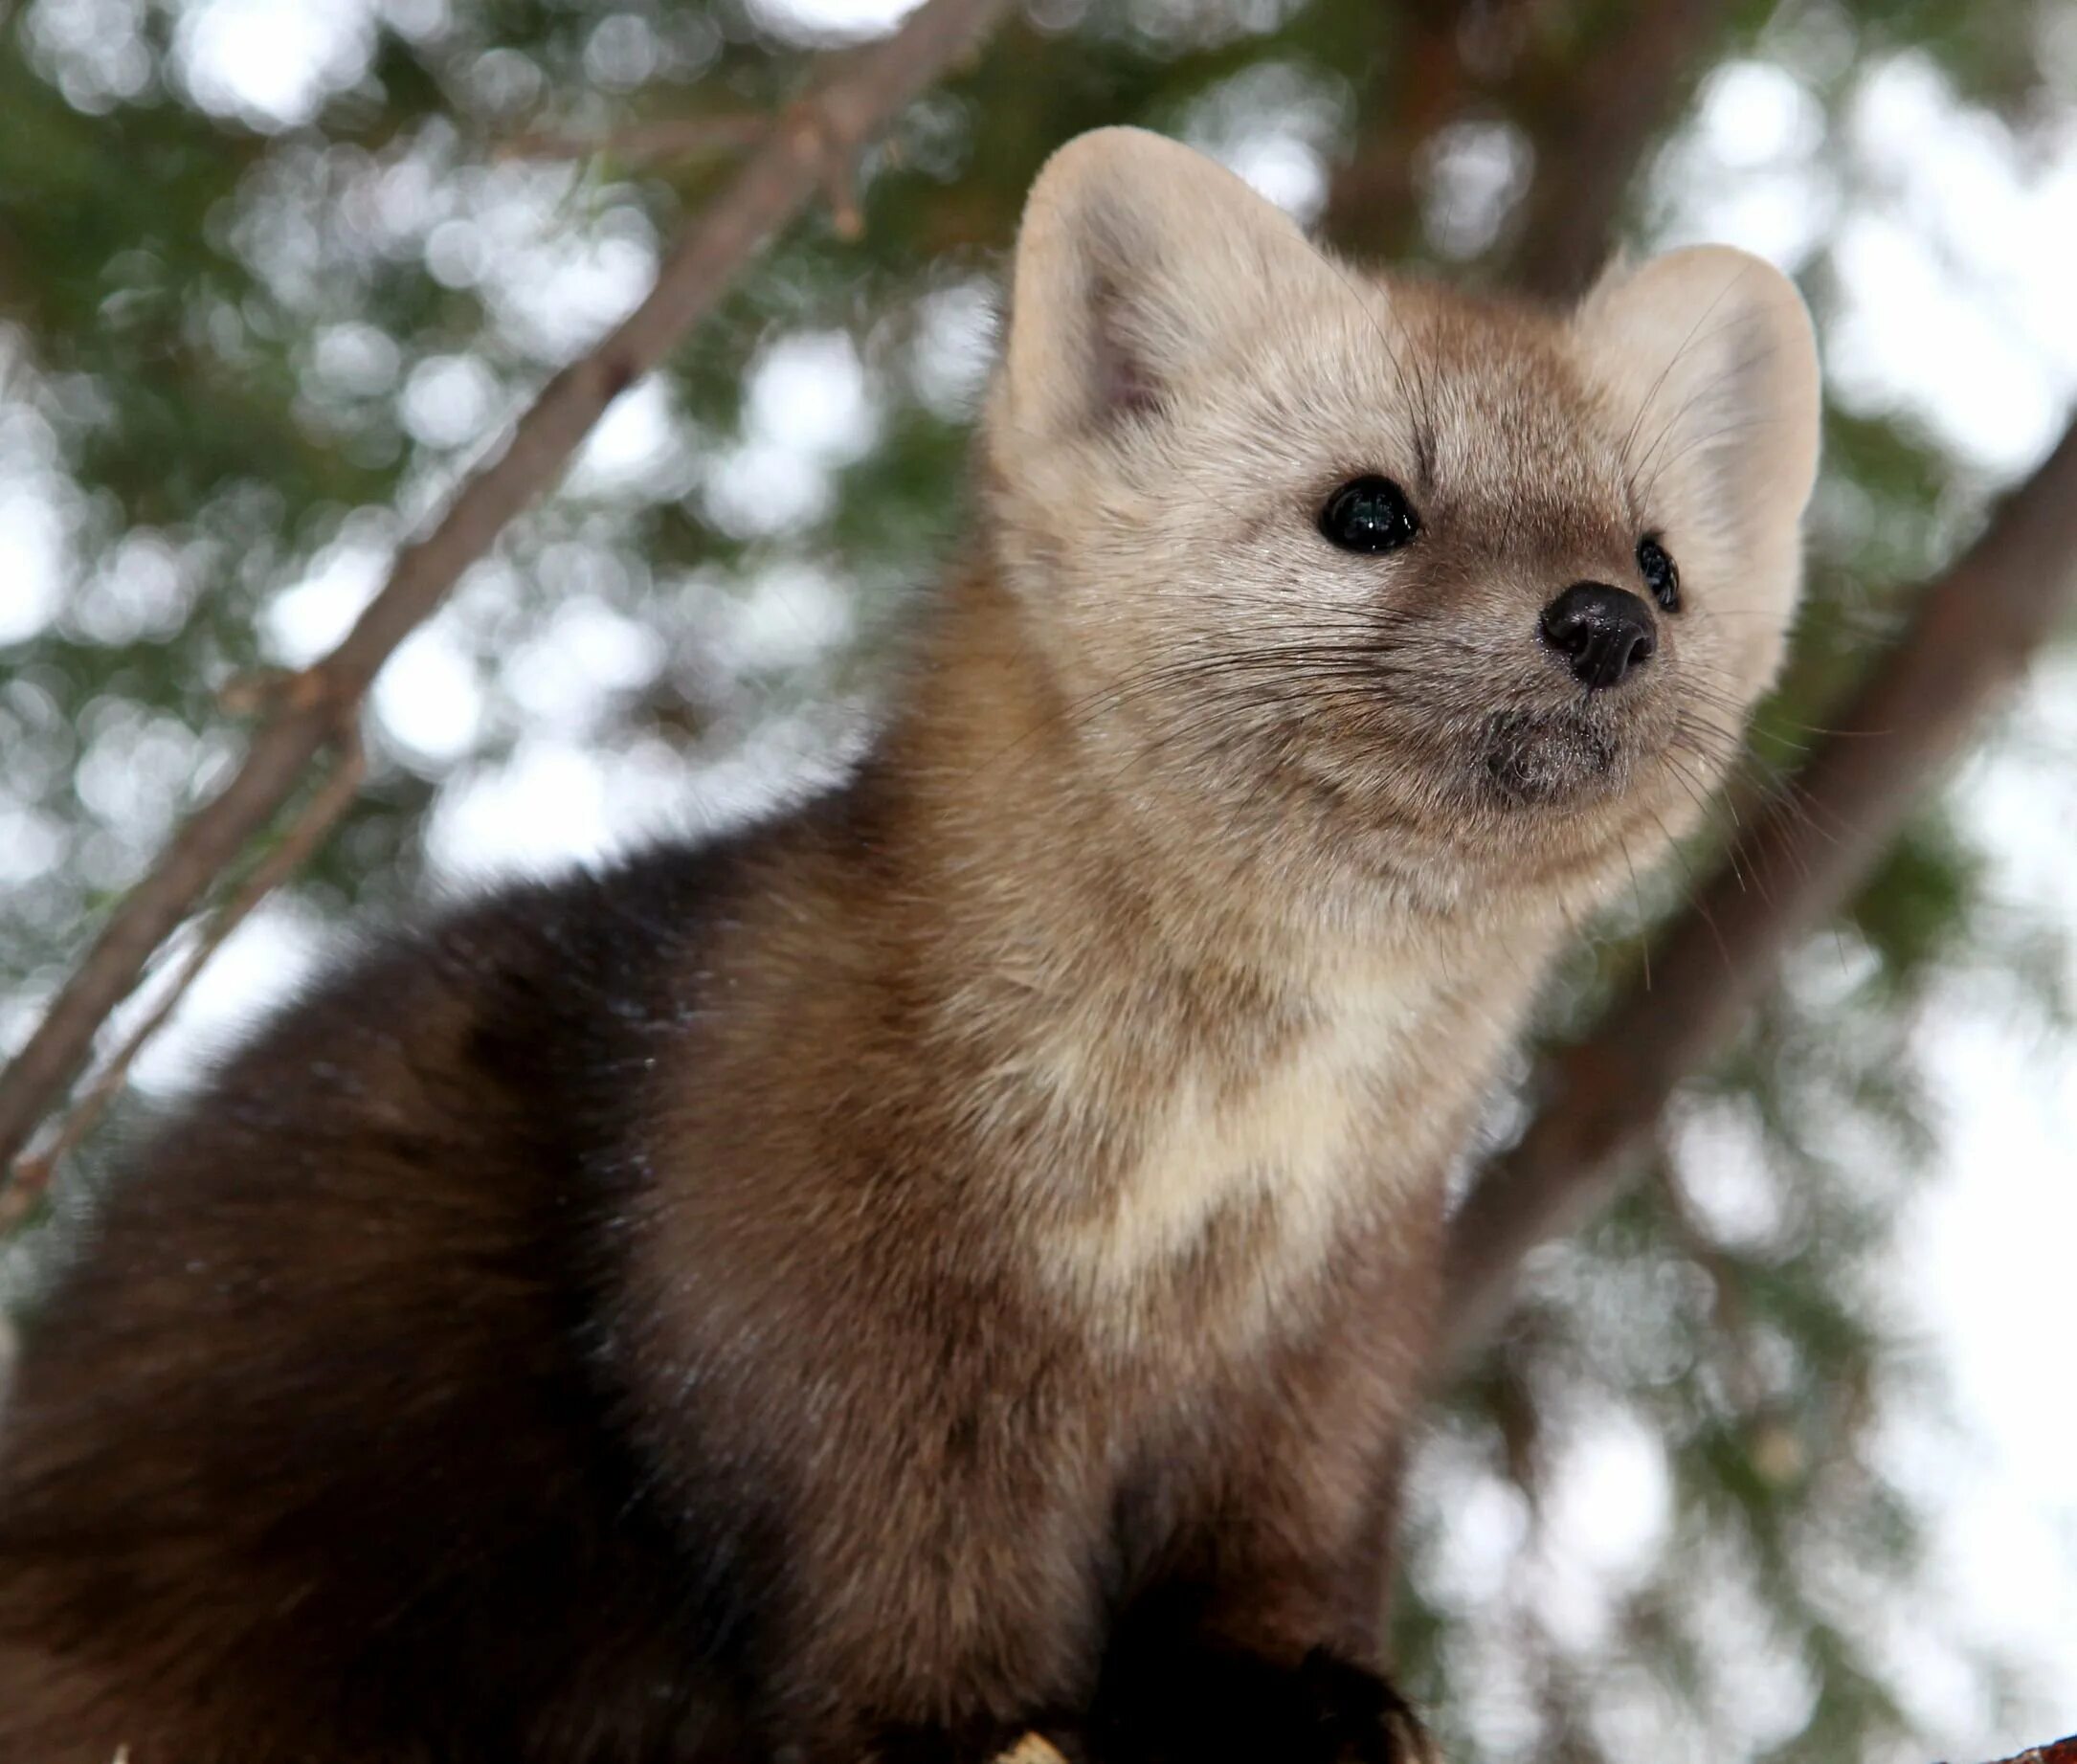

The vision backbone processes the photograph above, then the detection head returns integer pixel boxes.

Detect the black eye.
[1638,535,1680,612]
[1318,476,1419,554]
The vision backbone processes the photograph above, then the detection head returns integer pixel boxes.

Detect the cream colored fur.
[951,127,1821,1340]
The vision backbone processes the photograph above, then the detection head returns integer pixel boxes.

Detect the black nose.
[1538,582,1657,690]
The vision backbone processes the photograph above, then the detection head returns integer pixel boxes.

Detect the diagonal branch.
[1440,414,2077,1362]
[0,732,367,1235]
[0,0,1012,1184]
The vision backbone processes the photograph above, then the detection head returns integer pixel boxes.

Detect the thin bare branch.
[0,733,367,1233]
[1440,415,2077,1362]
[495,113,772,167]
[0,0,1013,1185]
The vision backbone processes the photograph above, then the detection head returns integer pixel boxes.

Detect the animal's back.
[0,841,762,1763]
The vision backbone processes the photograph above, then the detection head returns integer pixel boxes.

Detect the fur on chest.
[1029,986,1460,1347]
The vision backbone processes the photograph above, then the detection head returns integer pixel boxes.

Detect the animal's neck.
[850,566,1562,1329]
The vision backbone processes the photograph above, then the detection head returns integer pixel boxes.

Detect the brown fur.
[0,130,1820,1763]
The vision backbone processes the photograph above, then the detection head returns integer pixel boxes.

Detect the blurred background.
[1,0,2074,1758]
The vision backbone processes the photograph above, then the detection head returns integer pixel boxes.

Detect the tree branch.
[1321,0,1728,292]
[0,732,367,1235]
[0,0,1012,1186]
[495,113,773,167]
[1318,0,1483,261]
[1504,0,1731,299]
[1980,1739,2077,1764]
[1440,415,2077,1362]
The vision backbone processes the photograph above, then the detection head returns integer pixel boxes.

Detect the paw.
[1089,1642,1433,1764]
[1291,1650,1436,1764]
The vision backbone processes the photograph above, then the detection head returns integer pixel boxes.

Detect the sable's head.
[981,128,1820,911]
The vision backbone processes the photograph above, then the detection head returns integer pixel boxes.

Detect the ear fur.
[995,127,1337,444]
[1574,245,1821,535]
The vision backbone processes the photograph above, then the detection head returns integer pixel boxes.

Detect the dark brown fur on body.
[0,128,1820,1763]
[0,659,1440,1762]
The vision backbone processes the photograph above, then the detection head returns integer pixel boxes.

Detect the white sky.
[5,4,2077,1758]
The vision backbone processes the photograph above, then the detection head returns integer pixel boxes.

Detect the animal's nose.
[1538,582,1657,690]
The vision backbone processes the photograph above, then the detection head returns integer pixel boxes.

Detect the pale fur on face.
[925,128,1824,1326]
[981,127,1821,926]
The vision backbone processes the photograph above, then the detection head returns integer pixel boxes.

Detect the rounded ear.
[1574,245,1821,535]
[994,127,1337,444]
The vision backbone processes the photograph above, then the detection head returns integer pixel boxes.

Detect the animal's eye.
[1318,476,1419,554]
[1638,535,1681,613]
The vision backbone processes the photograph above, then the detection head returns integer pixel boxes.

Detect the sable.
[0,129,1819,1763]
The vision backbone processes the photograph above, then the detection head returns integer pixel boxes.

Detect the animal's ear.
[996,127,1335,442]
[1575,246,1821,533]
